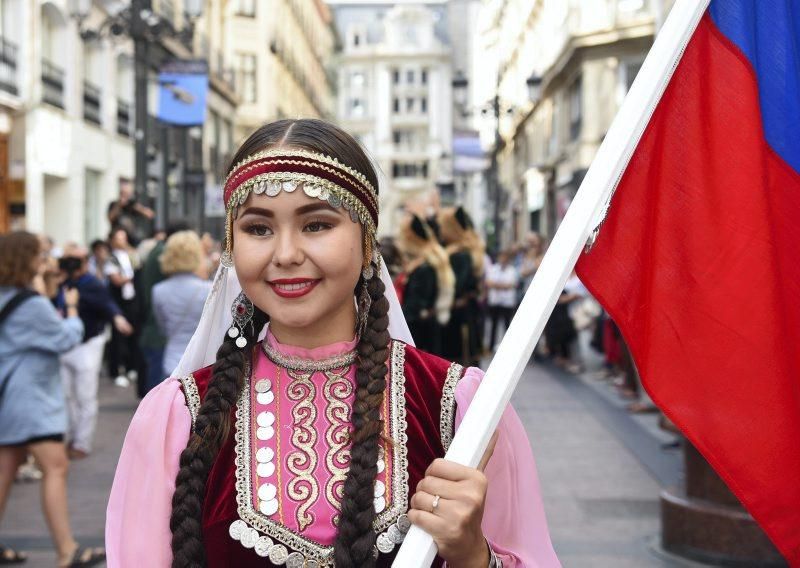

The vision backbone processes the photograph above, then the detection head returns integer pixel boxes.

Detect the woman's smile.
[268,278,321,298]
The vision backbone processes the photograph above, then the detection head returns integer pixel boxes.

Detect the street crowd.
[0,185,650,566]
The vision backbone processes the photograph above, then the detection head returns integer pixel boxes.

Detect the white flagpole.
[392,0,710,565]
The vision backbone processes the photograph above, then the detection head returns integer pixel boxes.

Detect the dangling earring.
[356,266,373,338]
[228,292,254,349]
[221,250,233,268]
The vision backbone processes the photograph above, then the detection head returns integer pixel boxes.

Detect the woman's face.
[232,188,364,337]
[111,230,128,249]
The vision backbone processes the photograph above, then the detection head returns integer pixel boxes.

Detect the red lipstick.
[268,278,320,299]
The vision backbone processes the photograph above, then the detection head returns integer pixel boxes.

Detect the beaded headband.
[221,149,380,269]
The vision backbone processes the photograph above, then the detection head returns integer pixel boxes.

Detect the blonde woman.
[150,231,212,384]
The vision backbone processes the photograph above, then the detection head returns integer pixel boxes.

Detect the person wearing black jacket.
[56,245,132,459]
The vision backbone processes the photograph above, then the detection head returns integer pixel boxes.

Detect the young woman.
[106,119,559,567]
[398,215,455,356]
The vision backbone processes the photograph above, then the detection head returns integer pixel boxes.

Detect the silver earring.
[228,292,254,349]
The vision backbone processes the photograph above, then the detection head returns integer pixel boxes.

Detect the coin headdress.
[221,148,380,273]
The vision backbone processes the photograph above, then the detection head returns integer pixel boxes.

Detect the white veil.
[172,260,414,378]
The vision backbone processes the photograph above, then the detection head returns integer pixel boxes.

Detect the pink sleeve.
[454,367,561,568]
[105,378,191,568]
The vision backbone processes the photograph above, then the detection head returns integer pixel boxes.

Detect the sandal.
[0,545,27,564]
[61,546,105,568]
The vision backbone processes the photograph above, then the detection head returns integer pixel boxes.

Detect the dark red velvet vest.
[182,341,461,567]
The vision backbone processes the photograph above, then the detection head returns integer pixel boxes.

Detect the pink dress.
[106,333,560,567]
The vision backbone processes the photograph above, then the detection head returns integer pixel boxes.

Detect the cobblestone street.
[1,361,695,567]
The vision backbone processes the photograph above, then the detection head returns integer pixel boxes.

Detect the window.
[421,69,428,85]
[237,0,256,16]
[568,76,582,141]
[420,97,427,113]
[406,97,414,112]
[391,161,428,179]
[349,97,364,117]
[406,69,414,84]
[353,33,361,47]
[237,53,257,103]
[392,69,400,84]
[393,97,400,113]
[624,60,642,92]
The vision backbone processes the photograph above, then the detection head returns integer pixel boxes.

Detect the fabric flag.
[576,1,800,563]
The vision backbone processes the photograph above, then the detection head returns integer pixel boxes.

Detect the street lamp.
[526,73,543,104]
[69,0,204,231]
[452,69,469,108]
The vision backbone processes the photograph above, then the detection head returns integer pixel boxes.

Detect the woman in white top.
[485,250,519,350]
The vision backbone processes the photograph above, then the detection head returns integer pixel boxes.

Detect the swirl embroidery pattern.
[286,369,319,531]
[323,369,353,523]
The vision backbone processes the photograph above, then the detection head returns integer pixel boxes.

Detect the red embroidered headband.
[221,149,380,269]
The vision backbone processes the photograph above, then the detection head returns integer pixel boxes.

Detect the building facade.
[226,0,336,143]
[331,1,453,234]
[484,0,673,245]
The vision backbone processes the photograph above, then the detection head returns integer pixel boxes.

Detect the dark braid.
[334,273,391,567]
[169,309,269,567]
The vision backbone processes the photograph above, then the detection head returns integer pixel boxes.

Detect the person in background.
[0,232,105,567]
[107,181,154,246]
[138,221,192,396]
[87,240,112,285]
[485,249,520,351]
[378,236,406,304]
[544,271,583,374]
[57,244,133,460]
[398,215,455,355]
[105,228,144,390]
[150,231,212,386]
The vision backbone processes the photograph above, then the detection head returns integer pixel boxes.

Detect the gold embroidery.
[323,369,353,521]
[440,362,465,453]
[286,369,319,531]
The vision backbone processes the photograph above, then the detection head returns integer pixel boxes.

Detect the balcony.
[41,59,65,109]
[83,81,102,125]
[117,99,132,137]
[0,37,18,95]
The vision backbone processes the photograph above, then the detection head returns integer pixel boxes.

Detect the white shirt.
[106,249,136,301]
[486,263,519,308]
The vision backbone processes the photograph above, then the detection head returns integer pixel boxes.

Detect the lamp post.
[69,0,204,229]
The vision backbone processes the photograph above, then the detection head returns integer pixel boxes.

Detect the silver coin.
[376,459,385,474]
[376,532,395,554]
[254,535,273,557]
[328,193,342,208]
[373,496,386,513]
[285,552,304,568]
[258,482,277,501]
[255,379,272,393]
[257,461,276,478]
[240,527,258,548]
[268,544,289,564]
[282,181,297,193]
[306,561,320,568]
[396,514,411,532]
[227,327,239,338]
[304,184,321,197]
[388,524,405,544]
[256,426,275,441]
[319,187,330,200]
[228,519,247,540]
[257,391,275,405]
[253,180,266,194]
[266,181,281,197]
[373,480,385,498]
[259,498,279,516]
[349,208,360,223]
[235,336,247,348]
[256,447,274,464]
[256,411,275,428]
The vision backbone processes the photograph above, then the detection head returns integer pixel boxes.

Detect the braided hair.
[169,119,391,567]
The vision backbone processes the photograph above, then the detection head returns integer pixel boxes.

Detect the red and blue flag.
[577,1,800,562]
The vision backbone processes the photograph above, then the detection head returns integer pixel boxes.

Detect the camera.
[58,256,83,274]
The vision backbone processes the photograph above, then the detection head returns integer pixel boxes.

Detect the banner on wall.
[157,60,209,126]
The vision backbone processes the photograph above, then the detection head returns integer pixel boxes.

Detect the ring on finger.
[431,494,441,513]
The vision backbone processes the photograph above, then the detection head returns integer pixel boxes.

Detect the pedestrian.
[57,244,133,460]
[485,249,519,351]
[437,206,485,366]
[151,231,212,384]
[544,272,583,373]
[138,221,192,396]
[519,232,545,296]
[106,119,558,567]
[0,232,105,567]
[87,239,112,285]
[105,228,144,390]
[107,180,154,246]
[398,214,455,355]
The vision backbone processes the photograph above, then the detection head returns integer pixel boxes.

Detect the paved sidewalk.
[2,361,692,567]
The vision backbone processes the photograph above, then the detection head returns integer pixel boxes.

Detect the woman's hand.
[408,433,498,568]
